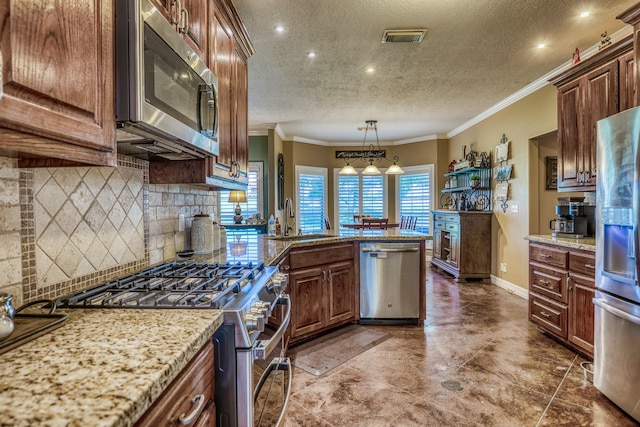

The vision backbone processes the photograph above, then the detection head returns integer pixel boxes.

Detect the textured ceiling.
[233,0,638,143]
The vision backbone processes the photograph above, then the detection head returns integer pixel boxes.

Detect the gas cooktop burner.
[57,261,268,309]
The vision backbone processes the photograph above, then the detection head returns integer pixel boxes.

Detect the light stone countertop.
[525,234,596,252]
[0,309,222,427]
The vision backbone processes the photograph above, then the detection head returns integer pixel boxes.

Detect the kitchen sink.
[267,233,331,241]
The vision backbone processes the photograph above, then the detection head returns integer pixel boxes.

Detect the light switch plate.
[511,204,519,213]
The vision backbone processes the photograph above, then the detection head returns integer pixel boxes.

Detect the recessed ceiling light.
[307,52,316,58]
[580,11,590,18]
[538,43,546,49]
[275,25,284,33]
[366,66,375,73]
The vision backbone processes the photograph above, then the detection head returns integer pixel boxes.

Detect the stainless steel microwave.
[115,0,219,160]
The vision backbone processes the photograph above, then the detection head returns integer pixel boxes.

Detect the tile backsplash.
[0,154,217,307]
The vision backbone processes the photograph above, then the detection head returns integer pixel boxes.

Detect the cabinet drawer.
[434,214,451,222]
[569,252,596,277]
[530,263,568,303]
[434,220,446,229]
[445,222,460,232]
[530,244,568,269]
[136,341,214,427]
[529,294,567,340]
[289,243,354,270]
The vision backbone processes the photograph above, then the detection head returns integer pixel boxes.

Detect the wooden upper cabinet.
[550,35,632,192]
[0,0,116,166]
[150,0,208,62]
[207,0,253,186]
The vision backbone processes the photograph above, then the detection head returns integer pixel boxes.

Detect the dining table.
[341,222,400,229]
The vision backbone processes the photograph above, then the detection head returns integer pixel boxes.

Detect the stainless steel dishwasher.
[359,242,421,324]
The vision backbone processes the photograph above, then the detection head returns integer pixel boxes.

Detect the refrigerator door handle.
[593,298,640,326]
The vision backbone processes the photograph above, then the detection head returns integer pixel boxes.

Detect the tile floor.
[257,267,639,426]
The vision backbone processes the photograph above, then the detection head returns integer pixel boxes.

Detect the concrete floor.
[255,267,638,426]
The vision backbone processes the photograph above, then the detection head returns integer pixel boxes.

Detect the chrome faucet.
[283,197,295,236]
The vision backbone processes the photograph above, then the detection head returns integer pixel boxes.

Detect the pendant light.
[339,120,404,175]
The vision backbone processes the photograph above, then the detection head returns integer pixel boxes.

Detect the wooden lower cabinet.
[528,242,595,358]
[284,242,358,342]
[136,340,215,426]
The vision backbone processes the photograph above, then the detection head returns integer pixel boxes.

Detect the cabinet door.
[433,230,442,260]
[326,260,356,325]
[557,80,582,190]
[232,46,248,178]
[211,9,234,174]
[619,51,636,111]
[448,231,460,267]
[0,0,115,165]
[181,0,208,62]
[289,266,325,337]
[568,274,595,357]
[582,60,618,188]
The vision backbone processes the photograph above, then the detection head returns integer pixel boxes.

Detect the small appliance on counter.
[549,196,595,238]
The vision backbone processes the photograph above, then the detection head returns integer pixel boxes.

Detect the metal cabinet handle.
[280,264,290,271]
[540,311,551,318]
[327,270,332,282]
[540,254,551,259]
[584,264,595,269]
[567,277,572,291]
[179,7,189,34]
[178,394,205,425]
[538,279,550,286]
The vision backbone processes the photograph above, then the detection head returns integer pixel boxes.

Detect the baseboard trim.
[490,275,528,300]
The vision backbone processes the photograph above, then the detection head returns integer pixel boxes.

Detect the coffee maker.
[550,197,595,238]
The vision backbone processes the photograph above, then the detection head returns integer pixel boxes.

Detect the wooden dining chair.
[400,216,417,230]
[361,218,389,229]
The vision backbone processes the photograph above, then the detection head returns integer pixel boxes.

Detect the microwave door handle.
[196,84,215,135]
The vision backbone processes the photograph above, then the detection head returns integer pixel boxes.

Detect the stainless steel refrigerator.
[595,106,640,422]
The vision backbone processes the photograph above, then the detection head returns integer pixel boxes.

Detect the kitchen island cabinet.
[0,0,116,167]
[283,242,357,342]
[526,237,596,358]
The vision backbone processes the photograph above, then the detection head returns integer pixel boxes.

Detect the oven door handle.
[254,357,292,427]
[253,294,291,360]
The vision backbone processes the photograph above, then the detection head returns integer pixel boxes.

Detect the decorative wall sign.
[336,150,386,159]
[545,156,558,190]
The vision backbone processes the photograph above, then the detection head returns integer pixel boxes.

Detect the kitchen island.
[0,229,428,426]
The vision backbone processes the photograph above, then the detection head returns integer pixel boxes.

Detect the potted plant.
[469,174,480,187]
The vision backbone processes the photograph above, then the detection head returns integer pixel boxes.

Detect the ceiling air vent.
[381,29,427,43]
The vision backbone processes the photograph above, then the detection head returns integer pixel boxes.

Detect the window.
[219,162,263,224]
[396,165,434,234]
[295,166,327,233]
[335,170,387,227]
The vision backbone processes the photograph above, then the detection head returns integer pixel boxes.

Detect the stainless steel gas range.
[57,260,291,427]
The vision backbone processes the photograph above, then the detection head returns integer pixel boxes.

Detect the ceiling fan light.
[339,164,358,175]
[385,164,405,174]
[362,164,381,175]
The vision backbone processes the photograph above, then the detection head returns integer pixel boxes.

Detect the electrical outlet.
[178,213,185,232]
[500,262,507,272]
[511,204,519,214]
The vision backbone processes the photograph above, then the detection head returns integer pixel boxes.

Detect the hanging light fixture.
[339,120,404,175]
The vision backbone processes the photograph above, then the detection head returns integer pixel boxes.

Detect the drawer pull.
[540,254,552,259]
[584,264,595,269]
[538,279,551,286]
[540,311,551,318]
[179,394,205,425]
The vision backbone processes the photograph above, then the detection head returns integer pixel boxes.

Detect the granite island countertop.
[525,234,596,252]
[0,309,222,427]
[193,228,431,266]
